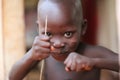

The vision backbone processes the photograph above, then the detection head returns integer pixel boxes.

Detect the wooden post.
[116,0,120,71]
[97,0,119,80]
[1,0,25,79]
[97,0,118,52]
[0,0,5,80]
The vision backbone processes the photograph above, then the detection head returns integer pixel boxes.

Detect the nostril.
[50,38,65,48]
[53,43,65,48]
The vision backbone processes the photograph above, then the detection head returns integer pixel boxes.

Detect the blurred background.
[0,0,119,80]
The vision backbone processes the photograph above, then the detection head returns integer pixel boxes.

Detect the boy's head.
[37,0,87,61]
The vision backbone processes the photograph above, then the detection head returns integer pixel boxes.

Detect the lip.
[50,49,69,61]
[51,51,68,56]
[50,49,69,55]
[51,50,61,54]
[51,52,69,59]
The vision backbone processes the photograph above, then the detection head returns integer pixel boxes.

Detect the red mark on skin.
[81,64,92,71]
[65,64,92,72]
[84,65,92,71]
[51,46,55,51]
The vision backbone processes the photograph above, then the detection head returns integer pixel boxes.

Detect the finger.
[39,47,50,53]
[40,41,50,48]
[80,63,92,71]
[65,67,71,72]
[38,53,50,60]
[84,64,92,71]
[65,59,72,72]
[76,64,89,72]
[76,61,83,72]
[64,56,70,64]
[33,38,50,48]
[70,58,76,71]
[81,64,86,71]
[66,58,72,67]
[34,46,50,54]
[76,64,82,72]
[43,53,50,57]
[40,35,50,41]
[34,35,49,42]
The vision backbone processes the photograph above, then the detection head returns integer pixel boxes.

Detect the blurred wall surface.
[97,0,119,80]
[0,0,5,80]
[82,0,119,79]
[0,0,25,80]
[116,0,120,67]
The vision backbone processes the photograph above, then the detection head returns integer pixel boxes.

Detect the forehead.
[38,1,76,27]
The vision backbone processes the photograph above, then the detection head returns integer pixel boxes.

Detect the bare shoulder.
[78,43,118,58]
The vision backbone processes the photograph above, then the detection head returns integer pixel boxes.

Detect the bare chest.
[43,58,100,80]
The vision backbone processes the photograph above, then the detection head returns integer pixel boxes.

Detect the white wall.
[97,0,118,52]
[0,0,5,80]
[116,0,120,67]
[97,0,119,80]
[0,0,25,80]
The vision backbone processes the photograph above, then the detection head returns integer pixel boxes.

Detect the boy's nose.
[50,38,65,48]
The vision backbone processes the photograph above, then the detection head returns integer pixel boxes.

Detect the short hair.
[37,0,83,27]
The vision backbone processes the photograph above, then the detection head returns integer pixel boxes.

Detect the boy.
[9,0,119,80]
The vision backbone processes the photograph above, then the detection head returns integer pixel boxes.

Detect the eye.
[46,32,52,37]
[64,32,73,38]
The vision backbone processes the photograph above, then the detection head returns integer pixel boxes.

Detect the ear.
[81,19,87,36]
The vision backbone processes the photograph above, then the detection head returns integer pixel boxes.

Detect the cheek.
[67,36,80,51]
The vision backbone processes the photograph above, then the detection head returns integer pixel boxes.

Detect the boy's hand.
[29,35,51,61]
[64,52,94,72]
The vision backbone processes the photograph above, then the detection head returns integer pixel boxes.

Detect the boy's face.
[38,1,84,61]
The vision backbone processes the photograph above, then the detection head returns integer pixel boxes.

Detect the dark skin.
[9,0,119,80]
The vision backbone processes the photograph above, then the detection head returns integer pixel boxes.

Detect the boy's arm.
[64,45,119,72]
[92,46,119,72]
[9,35,50,80]
[9,49,39,80]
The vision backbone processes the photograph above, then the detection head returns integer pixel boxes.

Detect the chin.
[51,54,68,62]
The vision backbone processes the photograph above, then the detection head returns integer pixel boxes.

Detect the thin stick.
[39,15,48,80]
[45,16,48,35]
[40,60,45,80]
